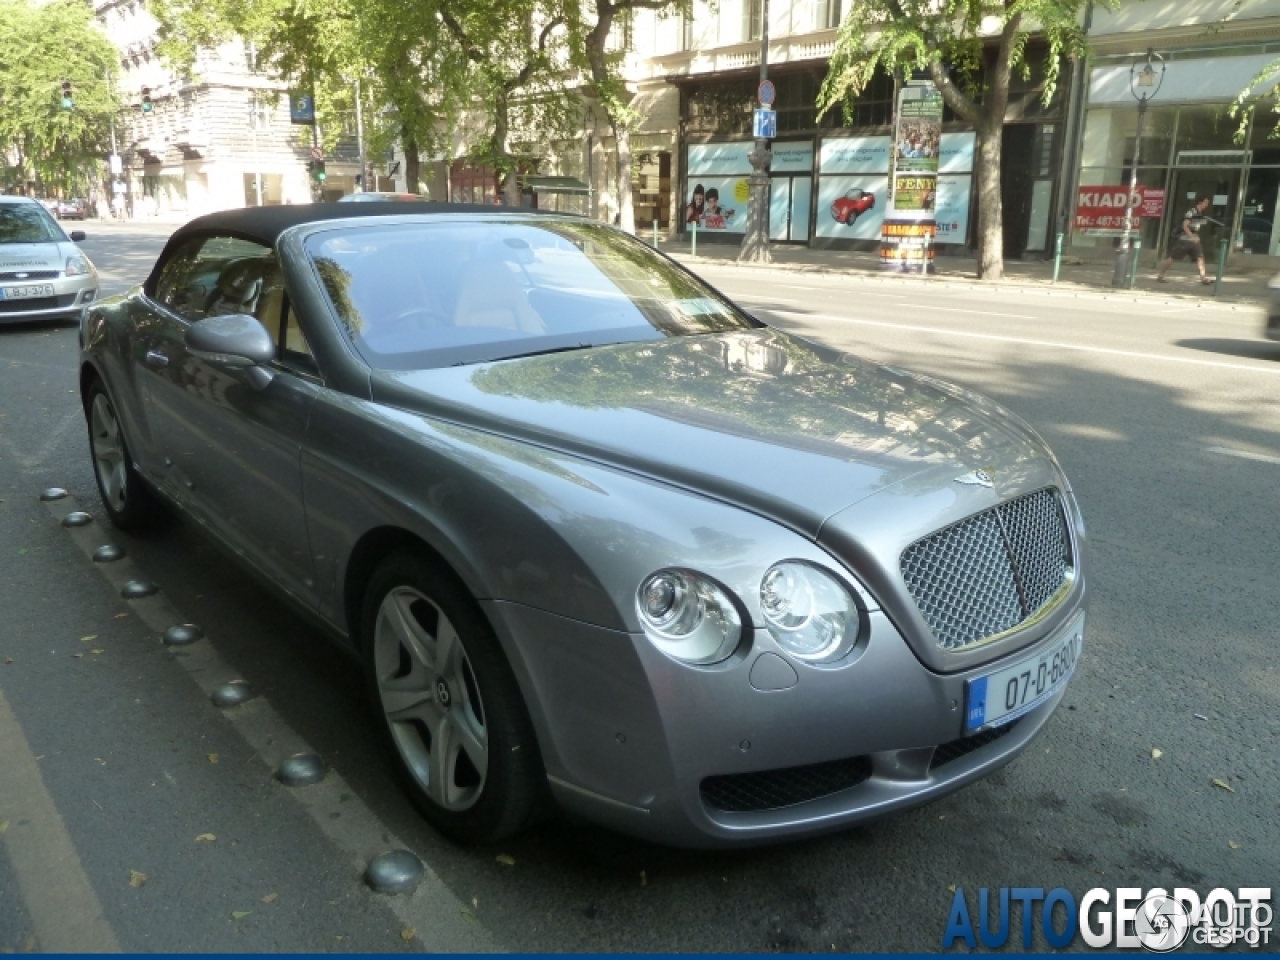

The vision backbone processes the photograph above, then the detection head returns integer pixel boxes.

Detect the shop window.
[632,152,671,230]
[1081,106,1176,171]
[1175,104,1244,159]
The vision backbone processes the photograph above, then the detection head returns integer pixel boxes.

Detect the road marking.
[44,493,497,953]
[763,310,1280,376]
[1205,445,1280,466]
[0,687,121,952]
[920,305,1037,320]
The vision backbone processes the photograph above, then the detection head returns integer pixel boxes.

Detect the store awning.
[527,176,591,195]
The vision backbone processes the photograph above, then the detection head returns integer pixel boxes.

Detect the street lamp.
[1114,47,1164,288]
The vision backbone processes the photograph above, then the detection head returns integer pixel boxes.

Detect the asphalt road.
[0,223,1276,953]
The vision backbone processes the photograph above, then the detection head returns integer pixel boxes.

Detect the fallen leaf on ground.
[3,658,11,664]
[207,753,219,764]
[195,833,216,842]
[90,649,104,655]
[495,854,515,866]
[0,821,9,833]
[1211,778,1235,793]
[128,870,147,888]
[400,928,415,942]
[261,892,278,904]
[71,653,83,659]
[79,635,98,643]
[948,885,957,893]
[231,911,251,921]
[112,613,128,620]
[1229,841,1240,850]
[460,909,477,924]
[1151,748,1163,759]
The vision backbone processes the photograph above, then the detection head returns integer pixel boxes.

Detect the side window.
[278,303,320,377]
[152,235,281,327]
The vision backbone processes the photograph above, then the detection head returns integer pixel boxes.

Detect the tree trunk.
[403,132,420,194]
[613,122,634,233]
[493,95,521,207]
[974,121,1004,281]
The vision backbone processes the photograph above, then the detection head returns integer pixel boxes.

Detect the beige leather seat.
[451,261,544,334]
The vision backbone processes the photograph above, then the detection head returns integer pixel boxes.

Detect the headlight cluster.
[759,562,860,663]
[636,570,742,664]
[64,254,92,277]
[636,561,862,666]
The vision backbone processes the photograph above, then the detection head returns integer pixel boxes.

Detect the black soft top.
[146,201,562,291]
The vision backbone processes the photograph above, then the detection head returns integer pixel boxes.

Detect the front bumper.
[0,274,98,323]
[489,591,1084,848]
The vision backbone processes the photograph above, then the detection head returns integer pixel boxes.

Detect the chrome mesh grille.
[900,489,1071,651]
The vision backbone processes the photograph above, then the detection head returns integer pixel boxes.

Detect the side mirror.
[185,314,276,388]
[70,230,86,242]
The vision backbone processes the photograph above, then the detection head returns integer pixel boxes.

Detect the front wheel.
[361,553,545,844]
[85,379,154,529]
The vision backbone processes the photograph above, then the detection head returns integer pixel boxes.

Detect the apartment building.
[94,0,365,217]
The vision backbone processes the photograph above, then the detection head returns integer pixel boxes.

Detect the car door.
[139,234,321,604]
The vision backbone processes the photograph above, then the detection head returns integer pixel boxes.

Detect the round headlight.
[759,562,860,663]
[636,569,742,665]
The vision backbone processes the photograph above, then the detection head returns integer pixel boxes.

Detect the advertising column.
[880,82,943,272]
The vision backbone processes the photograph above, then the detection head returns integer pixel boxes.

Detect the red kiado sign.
[1075,186,1165,233]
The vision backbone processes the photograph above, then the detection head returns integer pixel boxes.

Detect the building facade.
[1067,0,1280,268]
[94,0,362,217]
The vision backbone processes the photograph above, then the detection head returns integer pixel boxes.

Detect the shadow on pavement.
[1174,337,1280,362]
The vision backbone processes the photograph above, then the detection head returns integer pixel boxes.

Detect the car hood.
[0,242,68,272]
[371,328,1056,537]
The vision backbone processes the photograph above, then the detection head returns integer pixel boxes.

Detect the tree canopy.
[0,0,121,195]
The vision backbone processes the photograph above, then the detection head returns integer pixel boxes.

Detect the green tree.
[152,0,573,199]
[566,0,690,234]
[0,0,120,196]
[819,0,1112,280]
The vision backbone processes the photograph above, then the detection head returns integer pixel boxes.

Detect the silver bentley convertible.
[79,204,1086,847]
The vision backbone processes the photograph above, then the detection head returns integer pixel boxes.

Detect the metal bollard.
[691,220,697,258]
[1214,238,1228,296]
[1052,232,1063,284]
[1128,237,1142,290]
[653,220,659,248]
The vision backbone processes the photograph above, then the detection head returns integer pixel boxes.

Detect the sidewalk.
[659,239,1273,306]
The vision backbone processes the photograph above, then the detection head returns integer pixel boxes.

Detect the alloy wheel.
[90,393,127,513]
[373,586,489,812]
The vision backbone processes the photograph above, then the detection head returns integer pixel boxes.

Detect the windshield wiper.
[455,343,595,366]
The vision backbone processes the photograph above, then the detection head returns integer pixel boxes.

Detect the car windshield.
[304,218,759,369]
[0,204,63,244]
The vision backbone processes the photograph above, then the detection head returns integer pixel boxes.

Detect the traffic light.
[141,87,152,113]
[308,159,327,182]
[60,79,73,110]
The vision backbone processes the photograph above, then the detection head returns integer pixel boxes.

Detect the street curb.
[666,252,1265,309]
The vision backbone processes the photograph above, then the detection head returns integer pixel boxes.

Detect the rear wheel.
[361,553,544,843]
[85,379,154,529]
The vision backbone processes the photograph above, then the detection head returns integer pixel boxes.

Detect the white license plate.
[0,284,55,300]
[964,613,1084,732]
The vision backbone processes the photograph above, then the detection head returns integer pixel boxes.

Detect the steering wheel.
[390,306,447,330]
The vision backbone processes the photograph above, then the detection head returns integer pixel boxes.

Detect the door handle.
[145,350,170,368]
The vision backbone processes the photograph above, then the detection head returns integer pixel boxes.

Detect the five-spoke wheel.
[85,378,153,528]
[361,553,544,843]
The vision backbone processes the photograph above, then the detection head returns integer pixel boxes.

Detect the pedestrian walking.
[1157,196,1212,284]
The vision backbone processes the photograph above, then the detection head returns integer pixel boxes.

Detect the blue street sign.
[753,108,777,139]
[289,92,315,125]
[757,79,776,106]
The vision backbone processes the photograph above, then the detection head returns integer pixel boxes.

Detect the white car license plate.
[0,284,55,300]
[964,613,1084,732]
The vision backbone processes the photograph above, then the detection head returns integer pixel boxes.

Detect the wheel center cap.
[435,678,452,707]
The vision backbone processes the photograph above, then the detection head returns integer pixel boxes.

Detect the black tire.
[360,552,545,844]
[84,377,155,529]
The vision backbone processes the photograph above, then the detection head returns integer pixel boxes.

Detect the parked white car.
[0,196,98,324]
